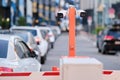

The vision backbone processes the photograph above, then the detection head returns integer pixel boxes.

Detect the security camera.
[77,10,86,17]
[57,10,67,18]
[57,13,64,18]
[57,9,86,18]
[80,12,86,17]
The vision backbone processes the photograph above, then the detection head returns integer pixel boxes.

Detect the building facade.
[32,0,57,25]
[0,0,10,28]
[0,0,58,28]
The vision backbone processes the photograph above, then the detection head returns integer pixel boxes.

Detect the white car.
[50,26,61,36]
[0,34,41,72]
[11,31,41,63]
[0,30,42,64]
[37,26,55,49]
[11,26,49,64]
[50,26,61,40]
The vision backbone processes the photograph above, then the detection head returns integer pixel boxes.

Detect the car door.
[38,29,48,55]
[14,39,41,71]
[15,40,30,58]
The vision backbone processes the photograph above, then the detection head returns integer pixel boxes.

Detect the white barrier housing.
[60,57,103,80]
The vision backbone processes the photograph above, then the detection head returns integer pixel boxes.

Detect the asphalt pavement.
[41,31,120,71]
[42,31,94,71]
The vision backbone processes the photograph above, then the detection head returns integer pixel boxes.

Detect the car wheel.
[51,43,54,49]
[41,56,46,64]
[96,42,99,48]
[101,48,107,54]
[98,48,101,53]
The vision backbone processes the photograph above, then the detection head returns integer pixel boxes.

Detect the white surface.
[62,57,102,64]
[60,57,103,80]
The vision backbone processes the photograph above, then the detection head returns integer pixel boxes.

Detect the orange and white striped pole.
[68,7,76,57]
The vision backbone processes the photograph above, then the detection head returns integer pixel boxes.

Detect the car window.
[40,30,47,39]
[15,41,31,58]
[29,34,36,44]
[0,40,8,58]
[108,29,120,36]
[12,29,37,36]
[15,41,26,58]
[16,33,28,42]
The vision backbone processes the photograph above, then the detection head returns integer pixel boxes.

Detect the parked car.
[13,31,41,63]
[0,30,41,63]
[97,27,120,55]
[51,29,58,40]
[37,26,55,49]
[11,26,49,64]
[50,26,61,39]
[51,26,61,35]
[0,34,41,72]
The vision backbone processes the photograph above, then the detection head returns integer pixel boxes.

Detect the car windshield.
[0,40,8,58]
[13,29,37,36]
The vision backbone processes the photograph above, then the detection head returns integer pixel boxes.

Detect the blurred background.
[0,0,120,33]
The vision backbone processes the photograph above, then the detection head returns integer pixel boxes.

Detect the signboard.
[109,8,115,18]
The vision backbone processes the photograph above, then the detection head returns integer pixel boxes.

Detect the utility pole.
[94,0,98,28]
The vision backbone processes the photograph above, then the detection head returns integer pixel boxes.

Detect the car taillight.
[0,67,13,72]
[104,35,114,40]
[35,37,40,45]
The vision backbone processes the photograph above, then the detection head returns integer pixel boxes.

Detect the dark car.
[97,27,120,55]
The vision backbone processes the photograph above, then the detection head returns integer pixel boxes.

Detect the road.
[41,32,120,71]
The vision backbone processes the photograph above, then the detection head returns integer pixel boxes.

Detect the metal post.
[68,7,76,57]
[94,0,98,28]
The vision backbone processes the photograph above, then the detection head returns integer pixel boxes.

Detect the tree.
[17,17,26,26]
[0,16,10,29]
